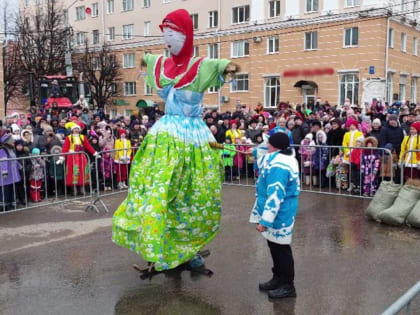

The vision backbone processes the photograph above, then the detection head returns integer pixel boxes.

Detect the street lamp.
[64,0,84,77]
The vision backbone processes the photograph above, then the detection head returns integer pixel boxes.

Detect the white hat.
[304,133,313,140]
[11,124,20,132]
[373,118,381,126]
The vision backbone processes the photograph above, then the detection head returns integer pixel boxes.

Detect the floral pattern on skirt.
[112,131,224,271]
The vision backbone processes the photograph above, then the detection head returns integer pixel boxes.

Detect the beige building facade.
[19,0,420,115]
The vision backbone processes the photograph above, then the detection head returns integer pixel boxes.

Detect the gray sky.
[0,0,18,37]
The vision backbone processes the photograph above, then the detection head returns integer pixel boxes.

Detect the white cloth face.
[162,27,186,56]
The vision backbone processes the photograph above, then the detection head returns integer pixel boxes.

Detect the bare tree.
[3,42,23,106]
[77,43,122,109]
[15,0,69,101]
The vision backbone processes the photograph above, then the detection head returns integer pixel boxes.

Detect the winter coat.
[29,157,46,181]
[225,129,242,144]
[249,151,300,244]
[245,127,261,142]
[114,139,132,164]
[81,113,91,127]
[342,130,364,163]
[99,135,115,151]
[327,127,345,156]
[292,126,305,146]
[233,145,245,169]
[367,128,381,143]
[379,123,405,154]
[399,135,420,166]
[350,148,362,168]
[0,146,21,185]
[222,144,236,167]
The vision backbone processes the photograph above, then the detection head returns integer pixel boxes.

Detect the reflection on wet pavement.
[0,187,419,315]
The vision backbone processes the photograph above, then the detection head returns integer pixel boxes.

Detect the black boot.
[268,284,297,299]
[259,276,282,291]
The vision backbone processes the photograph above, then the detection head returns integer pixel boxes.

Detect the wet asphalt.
[0,186,420,315]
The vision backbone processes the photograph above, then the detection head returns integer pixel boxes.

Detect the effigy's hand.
[224,62,239,74]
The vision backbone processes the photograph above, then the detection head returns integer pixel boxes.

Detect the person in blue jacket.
[250,132,300,299]
[269,117,294,145]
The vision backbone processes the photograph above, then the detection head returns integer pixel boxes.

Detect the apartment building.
[20,0,420,116]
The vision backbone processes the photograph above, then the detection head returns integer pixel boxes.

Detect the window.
[124,82,136,96]
[76,6,86,20]
[143,0,150,8]
[193,46,199,57]
[162,0,170,3]
[344,27,358,47]
[76,32,86,46]
[413,37,418,56]
[339,73,359,106]
[401,0,408,11]
[164,49,170,57]
[208,43,219,59]
[110,110,118,118]
[144,81,153,95]
[110,82,117,95]
[123,53,135,68]
[386,72,393,103]
[305,31,318,50]
[345,0,360,7]
[401,33,407,52]
[190,14,198,30]
[122,0,134,11]
[209,11,218,28]
[400,75,407,101]
[411,78,417,103]
[108,27,115,41]
[125,110,133,117]
[92,3,99,17]
[306,0,319,12]
[92,30,100,44]
[208,86,219,93]
[267,36,279,54]
[123,24,133,40]
[231,74,249,92]
[389,28,394,48]
[92,57,100,70]
[107,0,114,14]
[231,40,249,58]
[269,0,281,18]
[232,5,250,24]
[144,21,151,36]
[265,77,280,108]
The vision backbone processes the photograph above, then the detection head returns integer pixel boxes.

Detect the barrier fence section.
[382,281,420,315]
[222,143,394,199]
[400,150,420,184]
[0,151,101,214]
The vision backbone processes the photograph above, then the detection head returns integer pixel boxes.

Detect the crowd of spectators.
[1,95,420,210]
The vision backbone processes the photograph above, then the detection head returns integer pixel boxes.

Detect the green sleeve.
[144,53,161,90]
[195,58,230,92]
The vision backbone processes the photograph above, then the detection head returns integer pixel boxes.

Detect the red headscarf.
[159,9,194,79]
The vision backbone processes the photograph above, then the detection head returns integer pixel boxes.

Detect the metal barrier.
[382,281,420,315]
[221,143,395,199]
[0,151,102,214]
[400,150,420,184]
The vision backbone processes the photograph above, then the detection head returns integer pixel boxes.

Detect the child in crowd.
[380,143,398,182]
[313,130,329,188]
[222,137,236,181]
[29,148,45,202]
[100,150,113,191]
[48,145,65,196]
[14,140,29,205]
[233,137,245,180]
[361,137,381,197]
[349,136,364,194]
[299,133,315,186]
[399,121,420,182]
[114,129,131,189]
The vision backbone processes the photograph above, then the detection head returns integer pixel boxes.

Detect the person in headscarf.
[112,9,239,272]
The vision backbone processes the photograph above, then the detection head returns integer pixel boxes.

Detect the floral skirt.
[112,120,223,271]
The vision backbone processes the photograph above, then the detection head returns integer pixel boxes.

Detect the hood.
[316,130,327,144]
[160,9,194,78]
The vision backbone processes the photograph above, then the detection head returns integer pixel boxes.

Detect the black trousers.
[267,240,295,285]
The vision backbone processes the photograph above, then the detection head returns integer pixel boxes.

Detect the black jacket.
[292,126,305,145]
[327,127,345,156]
[366,127,381,143]
[379,123,405,154]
